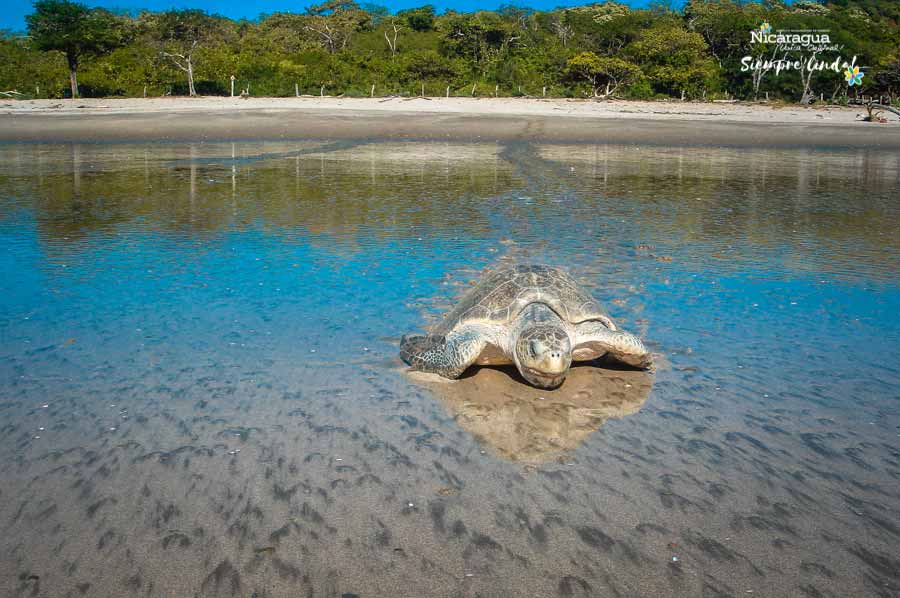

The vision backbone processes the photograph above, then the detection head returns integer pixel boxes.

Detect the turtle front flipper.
[400,326,492,379]
[573,320,652,369]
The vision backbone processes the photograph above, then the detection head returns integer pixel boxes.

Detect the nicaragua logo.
[740,21,861,84]
[750,23,830,46]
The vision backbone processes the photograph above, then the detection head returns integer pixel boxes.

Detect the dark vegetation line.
[1,0,898,104]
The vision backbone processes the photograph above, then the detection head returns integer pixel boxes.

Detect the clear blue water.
[0,141,898,597]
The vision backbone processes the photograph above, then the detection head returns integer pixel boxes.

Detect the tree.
[561,4,647,56]
[384,18,401,57]
[684,0,772,98]
[361,3,389,26]
[26,0,127,97]
[440,12,521,73]
[873,51,900,98]
[497,4,534,31]
[306,0,361,16]
[627,26,719,98]
[147,10,226,96]
[304,0,370,54]
[398,5,436,32]
[0,32,68,97]
[258,13,317,54]
[551,13,573,48]
[566,52,642,97]
[684,0,766,68]
[401,50,461,85]
[15,0,900,103]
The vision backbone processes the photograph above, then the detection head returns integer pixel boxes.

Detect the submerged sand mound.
[411,363,653,462]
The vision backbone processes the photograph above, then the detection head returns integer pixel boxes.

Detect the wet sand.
[410,363,654,463]
[0,140,898,597]
[2,97,900,148]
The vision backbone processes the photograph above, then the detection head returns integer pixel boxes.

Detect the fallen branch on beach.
[0,90,24,97]
[861,101,900,123]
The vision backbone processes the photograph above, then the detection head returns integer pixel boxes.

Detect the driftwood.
[862,101,900,123]
[0,90,24,97]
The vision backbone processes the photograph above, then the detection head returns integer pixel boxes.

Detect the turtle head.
[514,325,572,389]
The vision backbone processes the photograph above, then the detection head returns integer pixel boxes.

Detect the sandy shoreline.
[0,96,891,122]
[2,97,900,147]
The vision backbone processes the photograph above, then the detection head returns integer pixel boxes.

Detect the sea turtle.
[400,265,652,389]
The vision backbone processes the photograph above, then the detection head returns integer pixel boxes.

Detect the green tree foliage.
[304,0,372,53]
[0,32,67,97]
[4,0,896,102]
[628,26,719,98]
[566,52,641,97]
[873,51,900,96]
[26,0,129,97]
[398,5,436,32]
[141,10,237,96]
[440,11,521,73]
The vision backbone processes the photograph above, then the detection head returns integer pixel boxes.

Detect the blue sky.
[3,0,659,33]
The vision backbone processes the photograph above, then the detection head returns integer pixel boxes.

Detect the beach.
[2,96,900,147]
[1,112,898,597]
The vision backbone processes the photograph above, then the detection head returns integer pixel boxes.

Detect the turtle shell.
[432,265,614,335]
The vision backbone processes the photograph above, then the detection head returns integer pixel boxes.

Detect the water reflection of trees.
[539,145,900,278]
[0,141,897,276]
[0,142,517,248]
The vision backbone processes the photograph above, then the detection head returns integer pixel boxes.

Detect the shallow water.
[0,140,898,597]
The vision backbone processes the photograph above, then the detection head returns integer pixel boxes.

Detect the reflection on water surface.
[0,141,898,597]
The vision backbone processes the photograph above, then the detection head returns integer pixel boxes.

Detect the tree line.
[1,0,898,103]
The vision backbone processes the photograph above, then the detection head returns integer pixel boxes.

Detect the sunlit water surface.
[0,141,898,597]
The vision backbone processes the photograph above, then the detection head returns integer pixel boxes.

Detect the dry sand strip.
[1,97,899,148]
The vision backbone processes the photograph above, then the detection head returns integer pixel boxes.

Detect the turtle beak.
[521,366,567,389]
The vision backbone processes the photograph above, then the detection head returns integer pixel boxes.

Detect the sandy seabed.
[0,109,898,598]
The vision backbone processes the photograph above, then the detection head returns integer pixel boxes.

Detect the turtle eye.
[530,340,546,357]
